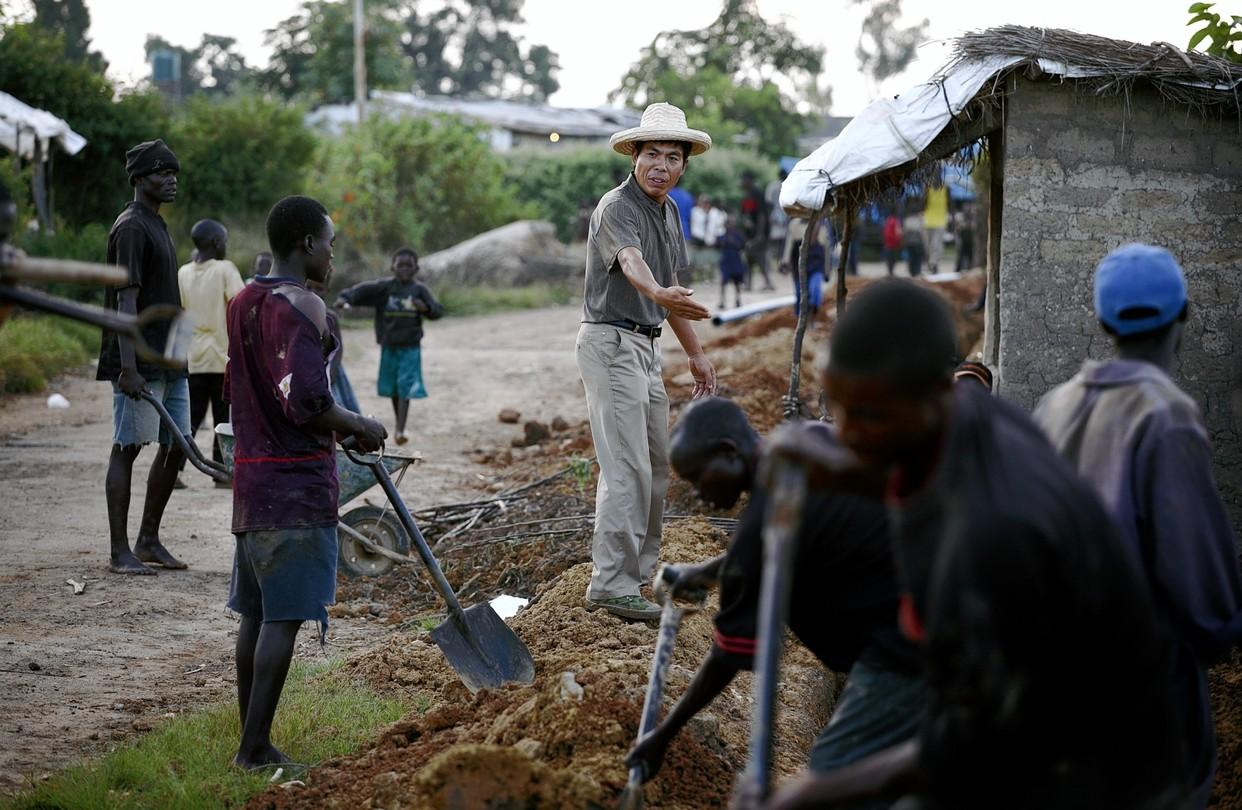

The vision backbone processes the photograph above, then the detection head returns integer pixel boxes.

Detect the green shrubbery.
[0,315,99,394]
[310,115,534,265]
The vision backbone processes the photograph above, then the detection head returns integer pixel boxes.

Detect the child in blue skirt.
[335,247,443,444]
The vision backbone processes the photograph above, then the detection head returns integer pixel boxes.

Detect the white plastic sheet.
[0,91,87,160]
[780,56,1021,216]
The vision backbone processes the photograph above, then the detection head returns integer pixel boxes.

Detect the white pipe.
[711,295,797,326]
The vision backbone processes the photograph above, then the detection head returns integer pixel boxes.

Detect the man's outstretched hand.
[657,285,711,321]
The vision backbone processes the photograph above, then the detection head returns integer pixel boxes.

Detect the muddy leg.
[133,443,187,569]
[106,444,154,575]
[236,616,261,729]
[234,620,300,769]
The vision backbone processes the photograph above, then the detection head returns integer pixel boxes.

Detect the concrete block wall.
[998,77,1242,527]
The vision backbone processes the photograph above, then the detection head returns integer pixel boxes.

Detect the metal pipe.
[711,295,796,326]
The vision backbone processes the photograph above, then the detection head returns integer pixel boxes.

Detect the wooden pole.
[983,126,1005,371]
[835,205,855,321]
[353,0,367,125]
[785,210,822,421]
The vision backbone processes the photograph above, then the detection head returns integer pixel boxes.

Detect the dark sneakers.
[585,594,661,621]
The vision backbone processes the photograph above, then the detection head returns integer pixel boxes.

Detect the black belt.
[605,319,662,338]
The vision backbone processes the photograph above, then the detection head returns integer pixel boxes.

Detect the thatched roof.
[953,25,1242,109]
[780,26,1242,216]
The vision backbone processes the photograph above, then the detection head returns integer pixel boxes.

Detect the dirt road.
[0,303,605,792]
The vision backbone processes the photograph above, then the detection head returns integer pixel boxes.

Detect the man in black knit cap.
[97,139,190,575]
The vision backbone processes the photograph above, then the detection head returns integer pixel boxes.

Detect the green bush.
[503,145,776,241]
[0,315,98,393]
[309,115,534,267]
[167,95,317,230]
[17,223,111,304]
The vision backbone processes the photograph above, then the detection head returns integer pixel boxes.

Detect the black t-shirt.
[712,435,919,676]
[892,383,1188,809]
[338,277,444,348]
[96,201,183,381]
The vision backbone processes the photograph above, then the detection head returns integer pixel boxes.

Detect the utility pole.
[353,0,366,124]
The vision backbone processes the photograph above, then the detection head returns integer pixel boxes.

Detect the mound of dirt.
[251,520,835,810]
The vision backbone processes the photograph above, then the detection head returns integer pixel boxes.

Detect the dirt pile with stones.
[251,519,835,810]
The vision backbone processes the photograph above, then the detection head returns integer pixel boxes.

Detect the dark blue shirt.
[1035,359,1242,798]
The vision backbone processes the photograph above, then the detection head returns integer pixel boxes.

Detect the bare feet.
[233,743,291,771]
[109,550,156,576]
[134,539,187,570]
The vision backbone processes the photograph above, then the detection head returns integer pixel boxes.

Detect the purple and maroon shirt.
[226,277,338,532]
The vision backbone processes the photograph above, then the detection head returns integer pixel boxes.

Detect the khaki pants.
[575,323,669,600]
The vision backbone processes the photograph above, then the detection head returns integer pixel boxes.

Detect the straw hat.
[609,102,712,156]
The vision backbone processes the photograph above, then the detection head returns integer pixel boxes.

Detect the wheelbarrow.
[211,423,421,579]
[140,389,417,579]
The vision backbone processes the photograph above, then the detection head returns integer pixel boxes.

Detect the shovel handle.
[737,460,806,802]
[343,439,468,618]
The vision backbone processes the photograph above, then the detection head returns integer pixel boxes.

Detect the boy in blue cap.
[1034,243,1242,809]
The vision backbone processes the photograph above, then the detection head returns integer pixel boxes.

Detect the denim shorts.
[227,525,338,644]
[111,376,191,448]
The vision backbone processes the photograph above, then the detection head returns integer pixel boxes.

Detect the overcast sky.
[36,0,1195,117]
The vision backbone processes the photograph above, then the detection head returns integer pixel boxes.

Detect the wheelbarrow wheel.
[338,506,410,578]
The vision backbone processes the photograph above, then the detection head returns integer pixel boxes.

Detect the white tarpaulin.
[781,48,1242,216]
[780,55,1021,215]
[0,91,87,160]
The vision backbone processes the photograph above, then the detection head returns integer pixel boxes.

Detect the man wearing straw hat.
[576,102,717,621]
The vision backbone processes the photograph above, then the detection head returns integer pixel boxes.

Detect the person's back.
[1034,244,1242,806]
[179,256,244,375]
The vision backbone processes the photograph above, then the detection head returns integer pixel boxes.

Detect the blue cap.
[1094,244,1187,337]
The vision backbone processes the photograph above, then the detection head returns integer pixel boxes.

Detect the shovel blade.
[430,603,536,693]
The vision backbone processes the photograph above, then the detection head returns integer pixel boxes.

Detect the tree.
[399,0,560,100]
[31,0,104,69]
[1187,2,1242,63]
[610,0,825,158]
[309,114,532,256]
[263,0,409,105]
[168,95,316,224]
[262,0,560,104]
[854,0,928,88]
[143,33,256,98]
[0,23,170,226]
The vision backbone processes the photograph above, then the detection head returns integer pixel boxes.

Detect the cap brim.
[610,127,712,156]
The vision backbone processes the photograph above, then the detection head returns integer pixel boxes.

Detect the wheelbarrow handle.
[0,283,188,369]
[139,390,231,484]
[341,437,468,619]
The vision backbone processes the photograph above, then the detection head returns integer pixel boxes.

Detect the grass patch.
[2,659,410,810]
[434,282,578,317]
[0,315,99,394]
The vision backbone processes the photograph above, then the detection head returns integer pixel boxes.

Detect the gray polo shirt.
[582,173,689,326]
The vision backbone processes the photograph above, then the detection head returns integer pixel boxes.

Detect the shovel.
[618,564,705,810]
[733,459,806,806]
[343,441,536,693]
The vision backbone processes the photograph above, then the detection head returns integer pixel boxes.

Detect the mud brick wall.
[997,76,1242,528]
